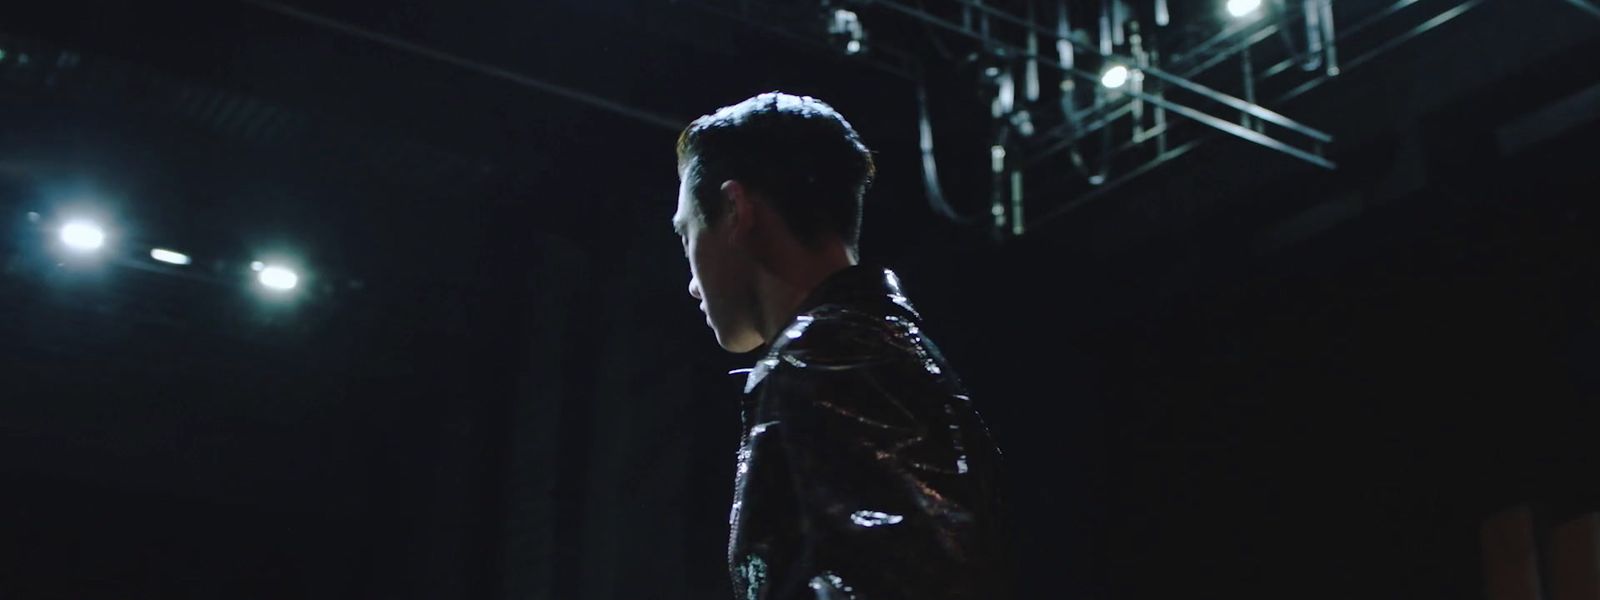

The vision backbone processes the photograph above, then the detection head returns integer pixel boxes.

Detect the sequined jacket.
[727,265,1012,600]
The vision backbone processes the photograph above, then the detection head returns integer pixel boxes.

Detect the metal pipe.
[1318,0,1339,75]
[1093,0,1113,185]
[1303,0,1326,71]
[1122,83,1334,168]
[1099,0,1114,55]
[1259,0,1421,83]
[1341,0,1481,71]
[1029,101,1176,170]
[1010,170,1025,236]
[1034,140,1204,225]
[1127,123,1169,152]
[1275,0,1486,103]
[994,69,1015,117]
[1339,0,1424,38]
[1026,0,1041,102]
[1025,102,1139,166]
[991,142,1008,232]
[1093,46,1111,184]
[915,81,977,223]
[1038,110,1174,175]
[1193,25,1281,79]
[1056,0,1076,119]
[1168,18,1260,68]
[1143,55,1327,141]
[1241,44,1257,132]
[1055,0,1074,69]
[1152,47,1167,155]
[978,0,992,42]
[1111,0,1128,47]
[1130,20,1146,139]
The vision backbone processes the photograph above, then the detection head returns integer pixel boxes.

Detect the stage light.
[1101,65,1130,88]
[258,265,299,291]
[1227,0,1262,18]
[150,248,191,265]
[829,8,866,56]
[60,220,105,252]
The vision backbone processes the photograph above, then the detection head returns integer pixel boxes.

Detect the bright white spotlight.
[150,248,191,265]
[1101,65,1130,89]
[1226,0,1262,18]
[60,221,106,252]
[258,265,299,291]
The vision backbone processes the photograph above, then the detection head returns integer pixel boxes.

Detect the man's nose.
[688,277,703,301]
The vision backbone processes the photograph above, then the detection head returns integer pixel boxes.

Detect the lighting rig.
[677,0,1543,238]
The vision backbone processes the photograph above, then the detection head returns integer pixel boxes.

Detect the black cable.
[916,80,983,225]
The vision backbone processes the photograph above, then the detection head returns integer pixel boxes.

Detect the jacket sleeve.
[756,318,985,600]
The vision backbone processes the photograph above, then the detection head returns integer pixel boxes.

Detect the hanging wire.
[916,80,984,225]
[238,0,686,131]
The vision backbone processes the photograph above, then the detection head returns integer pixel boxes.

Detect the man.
[671,92,1012,600]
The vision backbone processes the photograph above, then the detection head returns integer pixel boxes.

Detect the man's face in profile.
[673,163,763,353]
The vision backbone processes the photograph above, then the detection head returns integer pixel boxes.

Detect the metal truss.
[674,0,1512,237]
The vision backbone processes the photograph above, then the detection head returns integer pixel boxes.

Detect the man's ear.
[719,179,757,246]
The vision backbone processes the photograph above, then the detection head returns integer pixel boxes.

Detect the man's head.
[671,92,875,352]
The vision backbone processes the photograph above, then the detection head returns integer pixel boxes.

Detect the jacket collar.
[734,264,919,393]
[792,263,918,320]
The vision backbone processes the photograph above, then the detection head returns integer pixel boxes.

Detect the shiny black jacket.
[727,265,1012,600]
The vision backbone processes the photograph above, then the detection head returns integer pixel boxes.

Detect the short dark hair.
[676,92,876,250]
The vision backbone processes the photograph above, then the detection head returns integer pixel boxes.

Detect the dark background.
[0,1,1596,598]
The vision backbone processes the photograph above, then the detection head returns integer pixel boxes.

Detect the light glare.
[1101,65,1130,88]
[150,248,191,265]
[1227,0,1262,17]
[258,266,299,291]
[60,221,106,251]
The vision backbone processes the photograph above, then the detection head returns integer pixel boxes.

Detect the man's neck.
[753,244,857,346]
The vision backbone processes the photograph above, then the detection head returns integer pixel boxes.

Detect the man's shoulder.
[773,303,923,368]
[753,301,971,435]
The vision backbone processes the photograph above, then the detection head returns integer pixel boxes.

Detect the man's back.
[727,265,1011,600]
